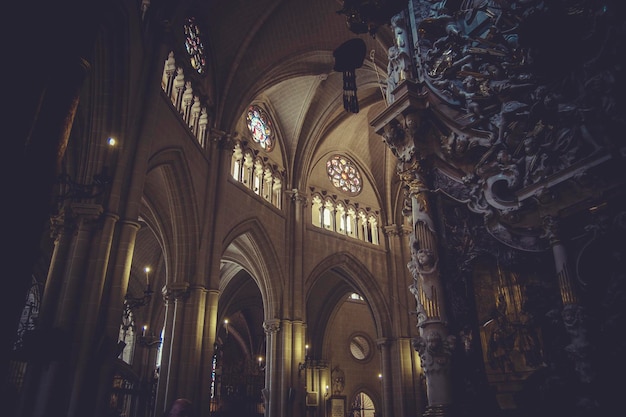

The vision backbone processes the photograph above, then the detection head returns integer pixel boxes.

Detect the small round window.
[326,155,362,195]
[349,335,371,361]
[246,105,274,151]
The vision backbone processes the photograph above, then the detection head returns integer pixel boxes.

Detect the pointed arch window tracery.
[309,190,379,245]
[229,140,284,210]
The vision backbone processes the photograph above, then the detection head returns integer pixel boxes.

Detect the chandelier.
[336,0,406,36]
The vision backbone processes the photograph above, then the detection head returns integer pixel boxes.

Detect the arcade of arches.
[4,1,625,417]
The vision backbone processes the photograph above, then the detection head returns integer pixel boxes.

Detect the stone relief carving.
[387,12,413,103]
[382,0,625,253]
[409,0,624,224]
[381,118,415,162]
[412,330,456,375]
[331,366,345,395]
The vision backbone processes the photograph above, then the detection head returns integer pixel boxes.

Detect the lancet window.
[310,191,379,244]
[230,140,283,209]
[161,51,210,148]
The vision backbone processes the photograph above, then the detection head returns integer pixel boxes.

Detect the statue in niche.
[387,44,402,100]
[387,13,412,103]
[331,366,345,395]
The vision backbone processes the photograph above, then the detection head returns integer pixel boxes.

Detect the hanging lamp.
[333,38,367,114]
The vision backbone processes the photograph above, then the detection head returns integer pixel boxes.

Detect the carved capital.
[263,319,281,334]
[381,118,416,163]
[210,128,235,150]
[412,331,455,376]
[162,282,190,303]
[70,202,104,221]
[375,337,392,348]
[383,224,411,237]
[49,208,78,241]
[399,162,429,196]
[286,188,307,205]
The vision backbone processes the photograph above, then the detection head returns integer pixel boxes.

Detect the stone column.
[383,224,420,417]
[263,319,281,417]
[5,53,93,384]
[291,320,305,416]
[280,319,293,417]
[15,208,77,417]
[68,209,119,417]
[377,338,395,417]
[39,212,77,327]
[159,282,190,412]
[371,78,452,416]
[30,203,105,417]
[154,287,176,416]
[543,216,593,384]
[288,189,307,319]
[287,189,306,417]
[178,285,207,401]
[137,333,162,417]
[404,165,455,417]
[200,289,220,416]
[89,218,141,417]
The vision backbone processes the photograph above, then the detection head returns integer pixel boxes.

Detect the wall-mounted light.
[125,266,154,310]
[57,137,117,202]
[122,266,154,335]
[325,385,329,398]
[138,325,162,349]
[224,319,229,335]
[144,266,151,288]
[298,343,310,378]
[258,355,266,372]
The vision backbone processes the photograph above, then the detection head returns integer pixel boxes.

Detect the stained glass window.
[326,155,362,194]
[184,17,207,75]
[246,105,274,151]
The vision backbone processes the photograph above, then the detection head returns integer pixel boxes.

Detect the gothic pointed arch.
[305,252,393,350]
[220,218,284,320]
[145,147,201,285]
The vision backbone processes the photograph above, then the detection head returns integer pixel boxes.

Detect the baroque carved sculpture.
[399,0,625,252]
[412,330,456,376]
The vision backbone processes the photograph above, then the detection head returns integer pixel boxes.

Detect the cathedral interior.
[3,1,626,417]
